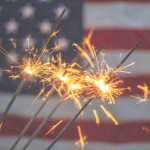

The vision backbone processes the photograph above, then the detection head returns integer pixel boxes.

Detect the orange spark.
[84,37,95,58]
[42,120,63,139]
[9,38,17,48]
[26,86,45,112]
[143,127,149,132]
[137,83,149,100]
[131,83,150,104]
[100,105,118,125]
[0,123,2,131]
[73,43,94,68]
[93,109,100,127]
[75,126,87,150]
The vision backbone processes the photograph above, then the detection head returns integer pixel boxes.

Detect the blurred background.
[0,0,150,149]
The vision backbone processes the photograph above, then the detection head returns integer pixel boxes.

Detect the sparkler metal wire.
[10,29,99,150]
[46,39,141,150]
[21,44,105,150]
[0,9,66,125]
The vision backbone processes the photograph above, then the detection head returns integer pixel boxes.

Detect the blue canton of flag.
[0,0,82,93]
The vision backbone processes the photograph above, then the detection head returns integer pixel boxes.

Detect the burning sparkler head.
[25,68,33,74]
[95,79,109,93]
[70,84,78,89]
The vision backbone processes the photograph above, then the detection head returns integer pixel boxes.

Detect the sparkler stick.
[10,86,56,150]
[10,28,97,150]
[46,39,141,150]
[83,43,105,70]
[0,9,66,125]
[46,92,97,150]
[21,44,104,150]
[22,92,68,150]
[109,39,141,77]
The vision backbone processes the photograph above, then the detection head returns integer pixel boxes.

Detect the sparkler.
[0,9,66,125]
[10,30,99,150]
[100,105,118,125]
[46,39,141,150]
[21,44,104,150]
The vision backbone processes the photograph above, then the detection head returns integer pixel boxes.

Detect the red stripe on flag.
[84,29,150,50]
[0,114,150,143]
[118,76,150,96]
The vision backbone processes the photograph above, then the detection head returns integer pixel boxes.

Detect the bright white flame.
[95,79,109,93]
[56,73,69,81]
[86,76,89,79]
[25,68,32,74]
[70,84,77,89]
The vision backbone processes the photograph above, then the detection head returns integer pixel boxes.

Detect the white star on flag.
[53,4,70,20]
[20,3,36,19]
[21,36,36,49]
[4,19,19,34]
[38,19,52,34]
[6,50,19,64]
[56,36,70,51]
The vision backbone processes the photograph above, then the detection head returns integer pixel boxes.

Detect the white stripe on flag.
[0,136,150,150]
[83,2,150,29]
[0,92,150,123]
[83,50,150,76]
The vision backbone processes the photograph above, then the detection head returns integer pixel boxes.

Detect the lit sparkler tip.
[95,79,109,93]
[70,84,77,89]
[25,68,33,74]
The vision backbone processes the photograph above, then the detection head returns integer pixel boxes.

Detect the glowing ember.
[0,123,2,131]
[75,126,87,150]
[131,83,150,104]
[42,120,63,139]
[100,105,118,125]
[9,38,17,49]
[93,109,100,127]
[137,83,149,100]
[143,127,149,132]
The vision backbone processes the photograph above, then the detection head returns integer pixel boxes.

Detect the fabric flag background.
[0,0,150,150]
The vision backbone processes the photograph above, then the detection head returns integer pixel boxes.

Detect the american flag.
[0,0,150,150]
